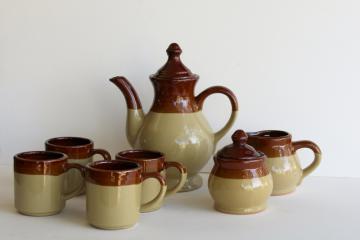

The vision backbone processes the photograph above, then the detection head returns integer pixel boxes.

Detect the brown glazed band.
[85,160,143,186]
[14,151,68,176]
[247,130,294,158]
[110,76,143,110]
[115,150,166,173]
[45,137,111,160]
[211,157,269,179]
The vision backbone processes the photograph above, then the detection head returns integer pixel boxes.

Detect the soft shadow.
[0,201,18,215]
[166,190,213,212]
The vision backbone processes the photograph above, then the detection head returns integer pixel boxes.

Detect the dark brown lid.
[216,130,265,161]
[150,43,199,81]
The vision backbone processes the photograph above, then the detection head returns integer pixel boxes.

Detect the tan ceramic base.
[17,209,63,217]
[14,173,66,216]
[178,174,203,192]
[208,174,273,215]
[271,189,296,196]
[65,157,91,195]
[129,110,219,192]
[214,203,267,215]
[140,171,166,212]
[90,223,137,230]
[265,155,302,195]
[86,182,141,229]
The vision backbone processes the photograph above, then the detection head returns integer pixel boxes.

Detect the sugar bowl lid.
[150,43,199,81]
[215,130,265,161]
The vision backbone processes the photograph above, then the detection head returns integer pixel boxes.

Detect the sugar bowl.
[208,130,273,214]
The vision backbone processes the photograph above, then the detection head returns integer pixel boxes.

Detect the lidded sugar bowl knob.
[208,130,273,214]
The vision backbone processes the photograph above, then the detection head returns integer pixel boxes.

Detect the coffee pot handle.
[63,163,86,200]
[140,172,167,212]
[293,141,322,182]
[164,162,187,196]
[195,86,238,143]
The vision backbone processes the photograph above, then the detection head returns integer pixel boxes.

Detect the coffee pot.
[110,43,238,191]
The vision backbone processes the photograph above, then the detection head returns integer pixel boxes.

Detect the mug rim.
[85,160,142,186]
[86,160,142,173]
[115,150,165,173]
[247,130,291,140]
[45,136,93,149]
[115,149,165,161]
[14,151,67,163]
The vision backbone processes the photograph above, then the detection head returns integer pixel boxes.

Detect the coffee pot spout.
[110,76,144,146]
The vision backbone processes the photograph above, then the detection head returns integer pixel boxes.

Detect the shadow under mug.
[45,137,111,195]
[77,160,167,229]
[116,150,187,212]
[14,151,84,216]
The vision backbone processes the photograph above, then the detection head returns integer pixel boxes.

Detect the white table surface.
[1,165,359,240]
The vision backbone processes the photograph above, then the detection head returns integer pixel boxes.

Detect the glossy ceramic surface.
[80,160,167,229]
[13,151,84,216]
[247,130,322,195]
[110,43,238,191]
[45,137,111,195]
[116,150,187,212]
[208,174,273,214]
[208,130,273,214]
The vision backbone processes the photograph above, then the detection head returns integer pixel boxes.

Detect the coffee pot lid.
[150,43,199,81]
[215,130,265,161]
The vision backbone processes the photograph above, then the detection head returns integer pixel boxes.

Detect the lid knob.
[166,43,182,58]
[231,130,248,144]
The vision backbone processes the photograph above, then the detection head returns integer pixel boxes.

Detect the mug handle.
[140,172,167,212]
[293,140,322,182]
[195,86,238,144]
[63,163,86,200]
[164,162,187,196]
[91,149,111,161]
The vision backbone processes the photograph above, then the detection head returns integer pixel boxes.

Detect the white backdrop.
[1,0,359,177]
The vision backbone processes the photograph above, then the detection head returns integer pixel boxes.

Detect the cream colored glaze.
[65,157,91,195]
[15,173,66,216]
[127,109,237,190]
[86,182,141,229]
[266,154,321,195]
[141,174,163,212]
[140,168,187,212]
[208,174,273,214]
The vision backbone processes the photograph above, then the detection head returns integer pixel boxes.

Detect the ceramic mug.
[45,137,111,194]
[116,150,187,212]
[247,130,322,195]
[14,151,84,216]
[78,160,167,229]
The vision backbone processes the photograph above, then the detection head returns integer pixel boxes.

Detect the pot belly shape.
[208,174,273,214]
[134,111,214,182]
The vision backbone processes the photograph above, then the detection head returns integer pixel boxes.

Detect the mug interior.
[117,150,163,160]
[46,137,91,147]
[16,151,65,161]
[90,160,140,172]
[257,130,289,138]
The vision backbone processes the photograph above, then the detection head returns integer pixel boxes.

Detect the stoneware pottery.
[45,137,111,194]
[208,130,273,214]
[14,151,84,216]
[247,130,322,196]
[110,43,238,191]
[78,160,167,229]
[116,149,187,212]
